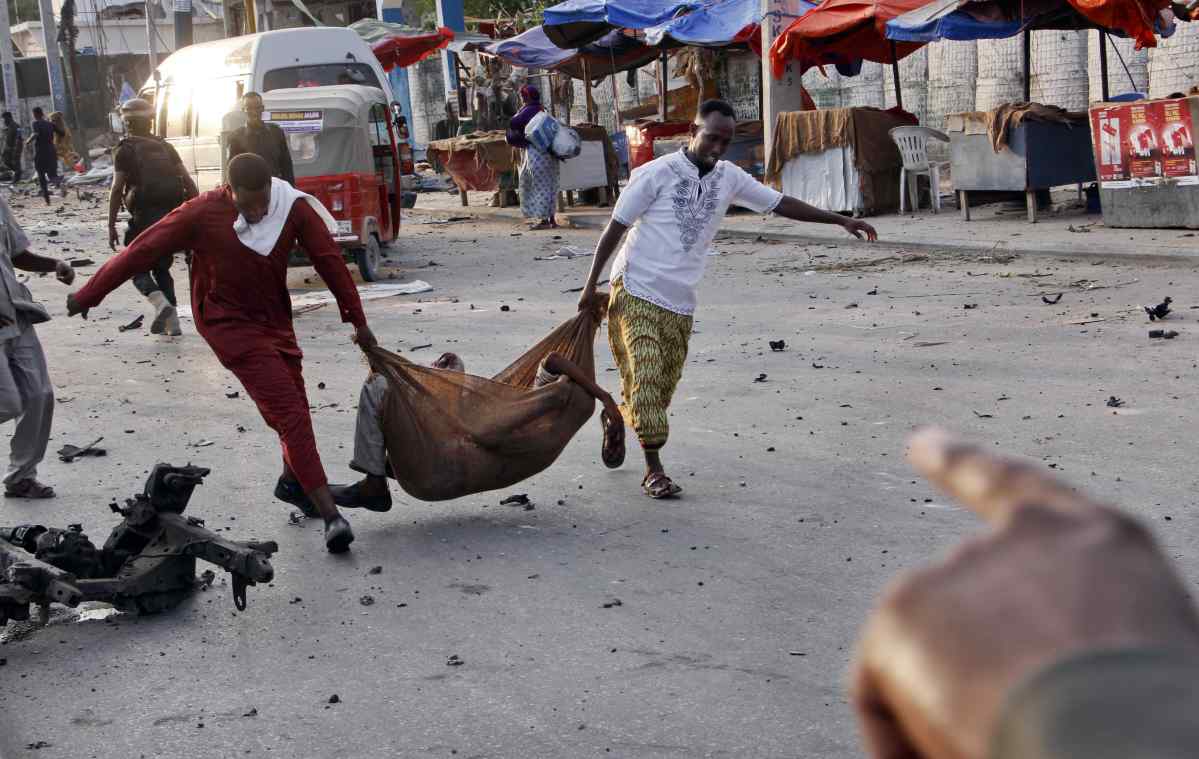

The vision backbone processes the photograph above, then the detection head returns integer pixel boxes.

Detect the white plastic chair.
[889,126,950,214]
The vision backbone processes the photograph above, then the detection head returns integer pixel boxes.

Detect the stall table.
[427,131,518,207]
[1090,95,1199,229]
[765,108,914,217]
[947,109,1095,223]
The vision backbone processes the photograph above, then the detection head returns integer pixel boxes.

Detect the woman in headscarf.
[506,85,559,230]
[49,112,78,178]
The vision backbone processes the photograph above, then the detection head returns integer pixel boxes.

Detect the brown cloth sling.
[363,299,607,502]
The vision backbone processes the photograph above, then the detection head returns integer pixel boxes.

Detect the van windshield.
[262,64,383,92]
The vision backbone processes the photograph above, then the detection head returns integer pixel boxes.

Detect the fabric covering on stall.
[348,19,455,72]
[644,0,803,53]
[427,132,518,192]
[766,107,915,213]
[364,302,607,502]
[1067,0,1171,48]
[946,103,1087,152]
[768,0,928,78]
[484,26,660,81]
[542,0,701,47]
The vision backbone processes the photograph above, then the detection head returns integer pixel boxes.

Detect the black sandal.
[601,409,626,469]
[4,479,56,499]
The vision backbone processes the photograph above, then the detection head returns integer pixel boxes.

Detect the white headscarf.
[233,176,338,256]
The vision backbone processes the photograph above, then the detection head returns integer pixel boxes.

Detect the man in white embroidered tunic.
[577,99,878,499]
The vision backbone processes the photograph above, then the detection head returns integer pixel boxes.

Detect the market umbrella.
[768,0,932,110]
[541,0,703,48]
[349,19,456,72]
[886,0,1178,100]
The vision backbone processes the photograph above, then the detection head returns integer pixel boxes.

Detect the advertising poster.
[266,110,323,134]
[1092,98,1199,188]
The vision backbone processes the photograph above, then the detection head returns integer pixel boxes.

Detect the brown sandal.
[5,479,56,499]
[642,472,681,499]
[600,409,626,469]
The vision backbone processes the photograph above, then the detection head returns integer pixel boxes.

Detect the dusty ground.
[3,184,1199,758]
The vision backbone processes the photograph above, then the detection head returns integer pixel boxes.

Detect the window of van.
[368,104,390,147]
[161,85,192,138]
[194,79,242,138]
[262,63,383,92]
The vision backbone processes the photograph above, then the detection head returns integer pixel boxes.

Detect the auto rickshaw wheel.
[356,235,382,282]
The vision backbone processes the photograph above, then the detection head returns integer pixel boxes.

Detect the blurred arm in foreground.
[853,428,1199,759]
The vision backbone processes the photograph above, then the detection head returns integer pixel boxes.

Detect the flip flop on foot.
[324,516,354,553]
[642,472,681,499]
[600,409,626,469]
[4,478,55,499]
[528,221,553,230]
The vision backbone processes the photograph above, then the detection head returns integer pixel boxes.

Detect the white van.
[140,27,394,191]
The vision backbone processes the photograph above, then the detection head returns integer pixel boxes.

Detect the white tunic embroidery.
[610,150,782,316]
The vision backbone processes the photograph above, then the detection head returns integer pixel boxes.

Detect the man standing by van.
[226,92,295,186]
[108,97,198,337]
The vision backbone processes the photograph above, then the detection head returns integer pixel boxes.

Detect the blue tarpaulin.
[885,0,1021,42]
[483,26,661,80]
[485,26,576,68]
[643,0,811,47]
[885,0,1178,43]
[543,0,700,31]
[542,0,703,47]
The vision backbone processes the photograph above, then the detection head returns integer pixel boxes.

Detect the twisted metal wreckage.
[0,464,277,627]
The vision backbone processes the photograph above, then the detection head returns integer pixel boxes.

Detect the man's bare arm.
[108,170,128,250]
[543,352,618,410]
[773,196,878,241]
[577,219,628,312]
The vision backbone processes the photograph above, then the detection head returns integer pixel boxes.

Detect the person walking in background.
[0,193,76,499]
[25,108,63,204]
[49,112,79,179]
[107,97,197,337]
[226,92,295,186]
[1,113,21,181]
[506,85,559,231]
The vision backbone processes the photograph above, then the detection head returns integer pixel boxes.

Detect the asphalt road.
[3,188,1199,758]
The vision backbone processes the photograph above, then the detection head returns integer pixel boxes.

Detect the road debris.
[769,340,786,352]
[57,437,106,463]
[1041,293,1063,305]
[446,654,464,666]
[1149,329,1179,339]
[1145,297,1173,321]
[1106,396,1124,408]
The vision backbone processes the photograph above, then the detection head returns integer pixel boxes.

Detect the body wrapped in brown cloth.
[362,300,607,501]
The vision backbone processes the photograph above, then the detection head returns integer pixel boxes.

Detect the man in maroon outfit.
[67,154,375,553]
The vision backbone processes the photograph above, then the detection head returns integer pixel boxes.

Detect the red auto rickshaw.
[257,85,405,280]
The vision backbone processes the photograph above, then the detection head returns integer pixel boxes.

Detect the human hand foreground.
[65,292,87,319]
[843,218,878,241]
[852,428,1199,759]
[353,323,378,351]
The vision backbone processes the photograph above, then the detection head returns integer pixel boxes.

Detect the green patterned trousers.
[607,280,693,451]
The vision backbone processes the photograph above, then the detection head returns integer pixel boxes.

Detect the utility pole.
[434,0,463,107]
[760,0,809,175]
[221,0,236,37]
[36,0,68,113]
[57,0,89,168]
[174,0,193,50]
[0,0,19,114]
[145,0,158,76]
